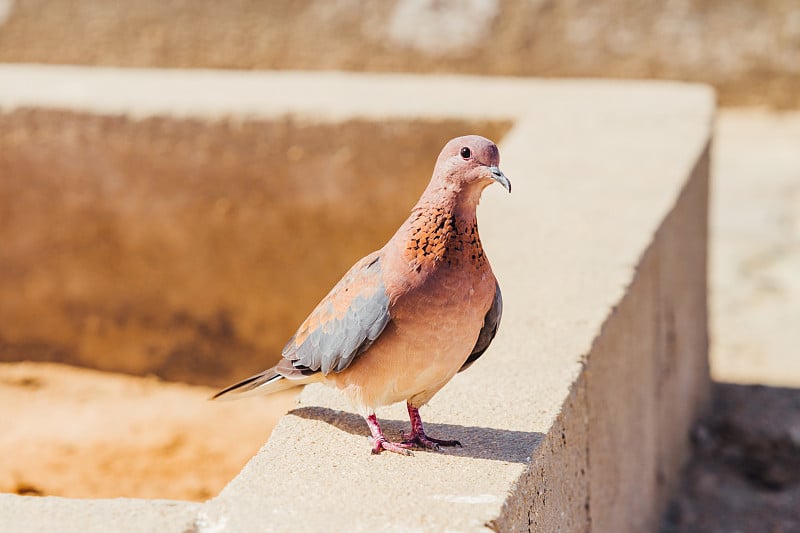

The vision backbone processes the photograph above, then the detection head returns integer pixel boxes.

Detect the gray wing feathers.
[281,255,391,376]
[459,282,502,372]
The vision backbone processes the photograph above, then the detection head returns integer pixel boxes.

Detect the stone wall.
[0,0,796,107]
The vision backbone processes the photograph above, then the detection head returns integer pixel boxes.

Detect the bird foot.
[402,403,462,451]
[365,409,462,455]
[401,431,462,451]
[366,413,415,456]
[370,437,414,456]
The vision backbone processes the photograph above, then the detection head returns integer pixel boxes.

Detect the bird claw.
[401,432,462,451]
[366,410,461,455]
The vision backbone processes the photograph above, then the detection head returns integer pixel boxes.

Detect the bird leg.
[401,403,462,450]
[366,413,413,456]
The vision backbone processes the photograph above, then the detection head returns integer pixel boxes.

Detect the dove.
[213,135,510,455]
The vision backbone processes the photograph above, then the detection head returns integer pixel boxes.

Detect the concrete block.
[0,66,714,531]
[586,148,711,531]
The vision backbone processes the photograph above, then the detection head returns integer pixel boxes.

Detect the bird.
[213,135,510,455]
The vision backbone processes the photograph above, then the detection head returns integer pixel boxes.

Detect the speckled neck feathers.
[401,196,486,272]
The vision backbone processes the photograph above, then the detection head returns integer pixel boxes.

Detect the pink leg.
[402,403,462,451]
[366,413,413,456]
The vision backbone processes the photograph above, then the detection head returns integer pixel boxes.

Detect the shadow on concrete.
[290,406,543,464]
[662,382,800,533]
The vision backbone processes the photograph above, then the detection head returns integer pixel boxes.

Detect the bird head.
[433,135,511,195]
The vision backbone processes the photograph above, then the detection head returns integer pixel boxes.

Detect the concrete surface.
[710,110,800,387]
[0,0,796,107]
[0,66,714,531]
[585,148,710,532]
[0,495,200,533]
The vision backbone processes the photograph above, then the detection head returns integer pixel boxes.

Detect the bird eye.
[460,147,471,159]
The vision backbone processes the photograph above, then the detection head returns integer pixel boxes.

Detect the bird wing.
[281,251,391,376]
[459,282,502,372]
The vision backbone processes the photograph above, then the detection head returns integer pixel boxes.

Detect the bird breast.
[326,208,496,411]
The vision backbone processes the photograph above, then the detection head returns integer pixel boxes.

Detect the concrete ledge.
[0,66,714,531]
[0,496,200,533]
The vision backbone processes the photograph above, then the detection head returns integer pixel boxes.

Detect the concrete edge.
[0,494,200,533]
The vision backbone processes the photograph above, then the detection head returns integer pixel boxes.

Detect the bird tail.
[211,364,321,401]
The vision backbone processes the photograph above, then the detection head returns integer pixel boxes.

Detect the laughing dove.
[214,135,510,455]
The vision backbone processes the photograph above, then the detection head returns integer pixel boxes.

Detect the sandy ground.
[663,110,800,531]
[0,362,297,501]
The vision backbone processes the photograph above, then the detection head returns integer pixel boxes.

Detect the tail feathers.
[211,366,320,401]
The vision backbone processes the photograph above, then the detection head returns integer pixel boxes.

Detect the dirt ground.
[662,383,800,533]
[0,362,297,501]
[662,111,800,531]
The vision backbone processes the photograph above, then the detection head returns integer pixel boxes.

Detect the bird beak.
[489,166,511,193]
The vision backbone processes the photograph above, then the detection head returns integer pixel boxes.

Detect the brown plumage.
[214,135,510,455]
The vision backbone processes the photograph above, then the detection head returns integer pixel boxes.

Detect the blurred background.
[0,1,797,528]
[0,0,798,107]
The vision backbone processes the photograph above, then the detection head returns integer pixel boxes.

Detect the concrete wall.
[584,149,711,531]
[0,0,796,107]
[0,67,714,531]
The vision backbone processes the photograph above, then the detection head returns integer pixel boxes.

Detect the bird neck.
[400,197,485,271]
[413,180,484,222]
